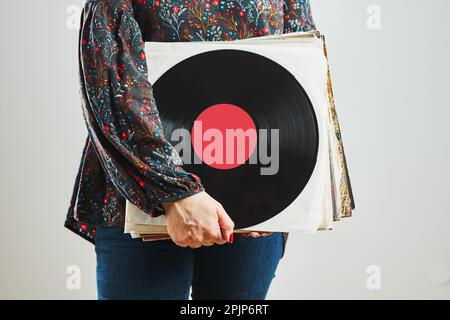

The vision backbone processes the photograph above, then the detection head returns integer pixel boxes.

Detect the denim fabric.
[95,226,284,300]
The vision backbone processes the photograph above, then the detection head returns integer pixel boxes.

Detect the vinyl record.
[153,49,319,229]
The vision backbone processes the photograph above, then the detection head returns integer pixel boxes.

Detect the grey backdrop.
[1,0,449,299]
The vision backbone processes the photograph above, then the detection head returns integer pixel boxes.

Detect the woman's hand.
[240,232,273,238]
[162,191,235,249]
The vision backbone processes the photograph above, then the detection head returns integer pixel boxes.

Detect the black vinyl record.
[153,49,319,229]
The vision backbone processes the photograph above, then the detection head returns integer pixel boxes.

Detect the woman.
[66,0,316,299]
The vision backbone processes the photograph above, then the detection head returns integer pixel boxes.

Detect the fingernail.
[228,233,234,244]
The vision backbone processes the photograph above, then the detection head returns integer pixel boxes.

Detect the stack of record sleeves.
[125,31,355,241]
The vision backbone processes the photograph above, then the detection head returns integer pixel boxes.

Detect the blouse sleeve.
[78,0,204,217]
[283,0,316,33]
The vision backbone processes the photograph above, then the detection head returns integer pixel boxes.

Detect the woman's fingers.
[240,232,273,238]
[216,204,235,244]
[201,227,224,246]
[240,232,258,238]
[258,232,273,237]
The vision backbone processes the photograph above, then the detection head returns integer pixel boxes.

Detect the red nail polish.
[228,233,234,243]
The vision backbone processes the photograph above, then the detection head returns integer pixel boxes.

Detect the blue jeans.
[95,226,284,300]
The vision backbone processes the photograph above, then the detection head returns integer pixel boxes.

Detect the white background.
[0,0,449,299]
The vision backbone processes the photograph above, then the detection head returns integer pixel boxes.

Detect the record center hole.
[191,104,257,170]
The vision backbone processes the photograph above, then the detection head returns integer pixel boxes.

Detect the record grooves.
[153,49,319,229]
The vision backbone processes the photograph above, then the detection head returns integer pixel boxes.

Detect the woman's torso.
[66,0,315,244]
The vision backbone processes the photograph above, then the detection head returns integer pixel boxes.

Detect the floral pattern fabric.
[65,0,316,243]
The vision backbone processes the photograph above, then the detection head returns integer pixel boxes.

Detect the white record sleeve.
[126,31,338,235]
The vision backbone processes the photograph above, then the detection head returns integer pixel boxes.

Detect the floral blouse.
[65,0,316,245]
